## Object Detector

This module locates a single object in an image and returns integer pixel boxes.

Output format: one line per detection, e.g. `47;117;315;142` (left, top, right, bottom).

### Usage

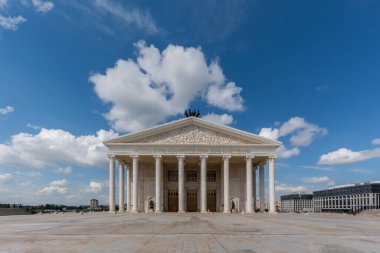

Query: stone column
154;155;162;213
259;161;265;212
223;155;231;213
245;156;254;213
253;165;257;212
126;164;131;212
177;155;185;213
108;155;116;213
131;155;139;213
269;156;276;213
118;160;125;212
200;155;208;213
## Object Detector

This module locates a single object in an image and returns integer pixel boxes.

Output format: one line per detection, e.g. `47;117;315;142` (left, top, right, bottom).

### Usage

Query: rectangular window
187;170;197;182
168;170;178;181
207;189;216;197
207;171;216;182
187;189;197;197
168;189;178;197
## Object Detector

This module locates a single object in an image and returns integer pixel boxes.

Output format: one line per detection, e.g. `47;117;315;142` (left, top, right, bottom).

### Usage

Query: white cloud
0;173;12;181
31;0;54;13
202;113;233;126
53;166;73;174
275;183;308;193
319;147;380;165
258;127;279;140
302;176;335;186
39;185;67;194
27;123;41;130
85;181;102;193
276;145;300;159
372;138;380;145
90;41;243;132
50;179;68;186
206;82;244;111
0;15;26;30
0;128;118;169
279;117;327;147
0;105;14;115
259;117;327;159
94;0;157;33
300;165;333;171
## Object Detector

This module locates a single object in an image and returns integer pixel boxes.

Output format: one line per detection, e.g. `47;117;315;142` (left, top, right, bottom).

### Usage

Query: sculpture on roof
184;108;200;117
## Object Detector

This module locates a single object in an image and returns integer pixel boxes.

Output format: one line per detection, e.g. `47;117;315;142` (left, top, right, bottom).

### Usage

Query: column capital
245;155;255;161
108;154;116;159
130;155;139;159
200;155;208;160
222;155;231;160
153;155;162;159
269;155;277;160
176;155;185;160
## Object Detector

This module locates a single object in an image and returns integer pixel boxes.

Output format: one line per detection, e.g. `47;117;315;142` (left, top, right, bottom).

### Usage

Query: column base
245;210;254;214
178;210;186;213
131;210;139;213
155;210;162;213
118;210;125;213
223;210;230;214
109;210;116;214
201;210;207;213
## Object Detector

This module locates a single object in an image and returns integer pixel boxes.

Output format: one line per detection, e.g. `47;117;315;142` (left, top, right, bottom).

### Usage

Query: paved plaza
0;212;379;253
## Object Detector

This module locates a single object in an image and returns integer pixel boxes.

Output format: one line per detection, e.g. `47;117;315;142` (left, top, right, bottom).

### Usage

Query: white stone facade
103;117;281;213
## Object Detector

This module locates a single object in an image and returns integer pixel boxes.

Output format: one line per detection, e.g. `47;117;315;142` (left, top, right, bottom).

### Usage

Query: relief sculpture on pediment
133;125;253;145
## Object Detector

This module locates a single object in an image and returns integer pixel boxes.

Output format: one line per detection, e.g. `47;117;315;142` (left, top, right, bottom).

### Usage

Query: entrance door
187;189;197;212
168;189;178;212
207;189;216;212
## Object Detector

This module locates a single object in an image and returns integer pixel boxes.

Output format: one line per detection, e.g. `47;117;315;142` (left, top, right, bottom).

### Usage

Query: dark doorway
168;189;178;212
187;189;197;212
207;189;216;212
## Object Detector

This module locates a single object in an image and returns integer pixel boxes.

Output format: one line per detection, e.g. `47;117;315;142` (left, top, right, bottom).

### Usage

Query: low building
313;181;380;213
280;194;313;212
90;199;99;211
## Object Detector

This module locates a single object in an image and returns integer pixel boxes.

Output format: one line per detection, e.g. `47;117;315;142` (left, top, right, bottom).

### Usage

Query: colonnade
108;155;277;213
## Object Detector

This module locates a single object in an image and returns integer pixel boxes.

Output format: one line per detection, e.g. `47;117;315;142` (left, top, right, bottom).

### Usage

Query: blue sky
0;0;380;205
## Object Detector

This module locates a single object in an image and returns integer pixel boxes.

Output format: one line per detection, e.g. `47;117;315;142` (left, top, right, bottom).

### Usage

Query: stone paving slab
0;212;379;253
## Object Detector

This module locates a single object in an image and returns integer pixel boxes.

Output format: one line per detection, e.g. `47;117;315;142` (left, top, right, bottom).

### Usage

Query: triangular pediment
104;117;281;146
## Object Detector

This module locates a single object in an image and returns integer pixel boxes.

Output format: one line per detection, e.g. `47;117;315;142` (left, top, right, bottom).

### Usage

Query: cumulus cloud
84;181;102;193
50;179;68;186
275;183;308;193
206;82;244;111
0;128;118;169
302;176;335;186
94;0;157;33
372;138;380;145
276;145;300;159
0;105;14;115
319;147;380;165
39;185;67;194
31;0;54;13
53;166;73;174
259;117;327;159
39;179;68;194
0;15;26;30
202;113;233;126
90;41;244;132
